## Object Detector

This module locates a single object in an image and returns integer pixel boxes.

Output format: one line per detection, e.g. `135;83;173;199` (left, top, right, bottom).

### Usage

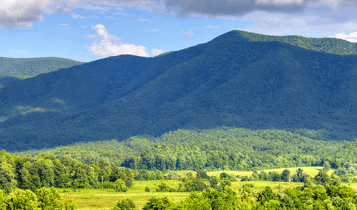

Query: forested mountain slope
0;57;84;76
1;30;357;151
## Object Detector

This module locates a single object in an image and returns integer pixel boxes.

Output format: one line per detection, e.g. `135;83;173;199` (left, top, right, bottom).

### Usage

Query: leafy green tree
142;196;174;210
323;161;331;172
209;176;219;190
314;171;330;186
4;189;38;210
281;169;290;182
113;198;136;210
36;187;62;210
0;190;7;209
0;165;17;194
256;186;279;205
114;179;128;192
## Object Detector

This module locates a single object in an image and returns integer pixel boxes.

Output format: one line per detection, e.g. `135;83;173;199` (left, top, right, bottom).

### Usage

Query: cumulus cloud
327;32;357;43
0;0;49;28
240;3;357;36
183;30;193;37
2;0;357;38
151;48;163;56
87;24;149;58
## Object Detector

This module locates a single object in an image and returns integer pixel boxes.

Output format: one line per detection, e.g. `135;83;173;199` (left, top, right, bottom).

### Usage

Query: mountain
0;57;85;76
1;30;357;151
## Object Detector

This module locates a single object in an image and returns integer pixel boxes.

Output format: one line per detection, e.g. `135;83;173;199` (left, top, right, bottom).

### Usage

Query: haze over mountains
1;30;357;151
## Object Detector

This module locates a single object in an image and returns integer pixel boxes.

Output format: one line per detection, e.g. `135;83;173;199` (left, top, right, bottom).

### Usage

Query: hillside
1;30;357;151
0;57;85;76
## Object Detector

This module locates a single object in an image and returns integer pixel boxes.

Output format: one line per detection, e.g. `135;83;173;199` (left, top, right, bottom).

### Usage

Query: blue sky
1;0;357;62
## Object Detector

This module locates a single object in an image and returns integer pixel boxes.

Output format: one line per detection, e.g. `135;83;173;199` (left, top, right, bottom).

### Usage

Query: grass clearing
206;166;334;177
60;180;189;210
61;167;334;209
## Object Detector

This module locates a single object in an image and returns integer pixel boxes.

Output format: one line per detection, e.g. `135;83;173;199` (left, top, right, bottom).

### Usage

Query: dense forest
1;31;357;150
17;128;357;171
0;57;84;76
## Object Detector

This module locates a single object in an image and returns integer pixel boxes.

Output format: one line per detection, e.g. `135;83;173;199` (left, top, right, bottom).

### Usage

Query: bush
114;179;128;192
113;198;136;210
145;186;150;192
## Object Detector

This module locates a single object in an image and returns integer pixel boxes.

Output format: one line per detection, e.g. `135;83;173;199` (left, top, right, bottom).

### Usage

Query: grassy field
60;180;305;210
59;167;333;209
169;167;333;178
60;180;189;210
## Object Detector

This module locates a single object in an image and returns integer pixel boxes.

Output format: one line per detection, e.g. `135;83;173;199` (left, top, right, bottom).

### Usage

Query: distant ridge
211;30;357;55
1;30;357;151
0;57;85;76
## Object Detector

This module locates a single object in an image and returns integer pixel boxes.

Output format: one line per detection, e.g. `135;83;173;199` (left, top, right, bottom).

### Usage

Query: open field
60;180;190;210
60;180;305;209
61;167;334;209
168;167;334;178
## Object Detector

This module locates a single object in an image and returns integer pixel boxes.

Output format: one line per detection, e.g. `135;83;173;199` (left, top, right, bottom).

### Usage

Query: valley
1;30;357;209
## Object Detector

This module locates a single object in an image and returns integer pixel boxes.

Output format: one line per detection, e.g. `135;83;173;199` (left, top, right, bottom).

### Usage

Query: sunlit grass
60;180;189;210
206;166;334;177
61;167;330;209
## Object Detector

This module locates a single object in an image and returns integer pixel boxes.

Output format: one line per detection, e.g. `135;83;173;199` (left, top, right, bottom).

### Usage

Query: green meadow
60;167;332;209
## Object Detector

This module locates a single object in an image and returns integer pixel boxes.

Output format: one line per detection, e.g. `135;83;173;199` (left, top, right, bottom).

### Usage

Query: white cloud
81;26;87;28
1;0;357;38
327;32;357;43
240;3;357;36
70;13;85;19
84;5;111;11
204;25;221;29
8;50;29;54
105;16;114;18
87;24;149;58
183;30;193;37
151;48;163;56
0;0;48;28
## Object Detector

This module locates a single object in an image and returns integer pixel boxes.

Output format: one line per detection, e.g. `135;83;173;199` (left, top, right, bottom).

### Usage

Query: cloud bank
328;32;357;43
1;0;357;36
87;24;149;58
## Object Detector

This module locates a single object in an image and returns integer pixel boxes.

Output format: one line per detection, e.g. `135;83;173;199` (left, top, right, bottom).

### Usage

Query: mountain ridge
1;30;357;151
0;56;85;77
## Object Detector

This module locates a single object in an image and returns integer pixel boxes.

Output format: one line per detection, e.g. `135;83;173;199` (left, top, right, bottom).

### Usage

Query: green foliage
145;186;150;192
0;165;17;194
113;198;136;210
142;196;174;210
36;187;62;210
18;128;357;172
114;179;128;192
4;188;38;210
314;171;331;186
156;183;175;192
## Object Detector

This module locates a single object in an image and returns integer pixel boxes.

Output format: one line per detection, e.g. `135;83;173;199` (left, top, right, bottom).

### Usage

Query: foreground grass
60;180;189;210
